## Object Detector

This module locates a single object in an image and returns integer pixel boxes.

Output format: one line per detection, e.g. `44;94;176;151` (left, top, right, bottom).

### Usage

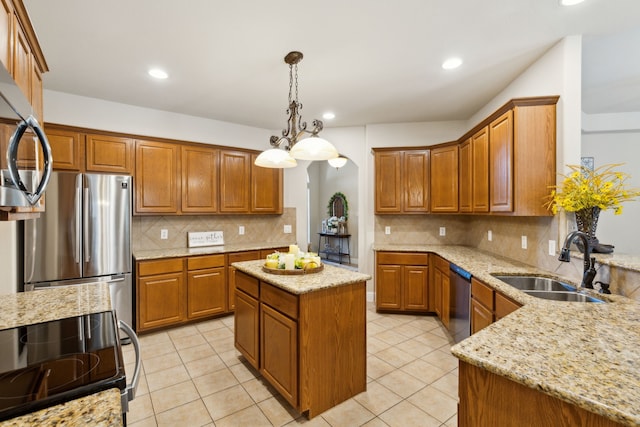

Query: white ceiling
23;0;640;130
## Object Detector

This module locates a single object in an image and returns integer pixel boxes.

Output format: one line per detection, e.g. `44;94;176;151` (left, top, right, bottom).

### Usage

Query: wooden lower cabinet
459;361;623;427
375;252;429;312
432;255;450;327
228;251;261;311
137;258;185;331
186;254;226;319
234;270;366;418
471;277;522;334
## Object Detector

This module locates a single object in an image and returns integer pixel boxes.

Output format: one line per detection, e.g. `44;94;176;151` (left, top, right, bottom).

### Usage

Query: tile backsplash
132;208;296;251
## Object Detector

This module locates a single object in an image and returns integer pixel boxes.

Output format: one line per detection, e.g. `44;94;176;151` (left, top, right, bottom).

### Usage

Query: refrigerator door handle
83;187;90;263
74;180;81;264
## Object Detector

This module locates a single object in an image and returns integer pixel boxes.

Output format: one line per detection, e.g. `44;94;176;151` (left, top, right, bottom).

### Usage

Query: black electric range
0;311;128;421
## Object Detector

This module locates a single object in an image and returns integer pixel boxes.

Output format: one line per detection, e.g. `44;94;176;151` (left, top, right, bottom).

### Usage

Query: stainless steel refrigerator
23;172;133;336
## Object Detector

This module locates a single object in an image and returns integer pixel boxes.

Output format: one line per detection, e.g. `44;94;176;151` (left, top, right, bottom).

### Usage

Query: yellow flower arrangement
545;163;640;215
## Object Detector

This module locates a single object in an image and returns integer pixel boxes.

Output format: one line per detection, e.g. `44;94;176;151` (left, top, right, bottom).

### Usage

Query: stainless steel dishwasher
449;263;472;343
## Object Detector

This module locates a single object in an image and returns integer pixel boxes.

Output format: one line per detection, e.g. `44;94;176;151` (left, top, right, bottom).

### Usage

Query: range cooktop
0;311;126;421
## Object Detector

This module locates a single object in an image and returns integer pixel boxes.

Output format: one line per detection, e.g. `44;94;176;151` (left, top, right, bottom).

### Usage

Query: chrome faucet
559;231;596;289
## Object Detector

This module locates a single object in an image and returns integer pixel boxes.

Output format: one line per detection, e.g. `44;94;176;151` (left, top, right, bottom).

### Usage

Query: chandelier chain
294;63;299;104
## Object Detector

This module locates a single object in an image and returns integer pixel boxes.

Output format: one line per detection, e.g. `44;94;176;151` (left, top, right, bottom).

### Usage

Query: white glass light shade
254;148;297;168
289;136;339;161
328;156;348;168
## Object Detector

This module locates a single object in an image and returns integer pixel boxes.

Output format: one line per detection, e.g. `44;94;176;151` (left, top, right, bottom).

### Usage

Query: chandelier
255;51;338;168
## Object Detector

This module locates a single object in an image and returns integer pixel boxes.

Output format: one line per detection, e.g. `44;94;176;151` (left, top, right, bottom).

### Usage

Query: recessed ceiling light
148;68;168;79
323;112;335;120
442;57;463;70
560;0;585;5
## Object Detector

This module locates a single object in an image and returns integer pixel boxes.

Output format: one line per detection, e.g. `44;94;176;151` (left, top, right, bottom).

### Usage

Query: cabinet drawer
377;252;428;266
261;282;298;320
433;255;449;272
138;258;183;276
229;251;261;263
187;254;225;270
495;292;521;319
471;278;494;310
235;270;259;298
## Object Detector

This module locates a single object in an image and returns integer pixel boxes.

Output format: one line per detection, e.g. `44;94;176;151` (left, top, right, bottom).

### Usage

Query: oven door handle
118;320;141;403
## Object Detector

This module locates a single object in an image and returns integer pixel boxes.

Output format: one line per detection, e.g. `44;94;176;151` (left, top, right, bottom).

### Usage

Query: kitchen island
231;260;371;418
373;244;640;426
0;284;123;426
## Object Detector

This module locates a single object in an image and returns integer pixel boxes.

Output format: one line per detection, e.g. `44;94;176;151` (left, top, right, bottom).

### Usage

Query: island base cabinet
459;361;623;427
234;290;260;369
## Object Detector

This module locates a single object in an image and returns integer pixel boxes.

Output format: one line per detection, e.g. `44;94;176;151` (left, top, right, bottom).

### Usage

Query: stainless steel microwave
0;60;52;208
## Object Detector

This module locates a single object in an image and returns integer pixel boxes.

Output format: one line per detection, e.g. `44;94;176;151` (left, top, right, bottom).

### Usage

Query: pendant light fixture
255;51;338;169
328;155;348;169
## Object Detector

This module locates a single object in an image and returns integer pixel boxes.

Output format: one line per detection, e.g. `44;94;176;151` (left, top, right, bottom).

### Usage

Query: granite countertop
0;284;123;426
232;260;371;294
373;244;640;426
134;242;294;261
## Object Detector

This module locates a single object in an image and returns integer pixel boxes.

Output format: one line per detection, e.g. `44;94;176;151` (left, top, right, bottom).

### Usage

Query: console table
318;233;351;264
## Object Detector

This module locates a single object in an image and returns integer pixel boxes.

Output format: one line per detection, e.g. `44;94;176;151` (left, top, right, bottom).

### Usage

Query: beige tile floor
124;303;458;427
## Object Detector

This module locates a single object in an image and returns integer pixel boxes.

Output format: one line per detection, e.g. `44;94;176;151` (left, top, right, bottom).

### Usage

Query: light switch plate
160;229;168;239
439;227;446;236
385;226;391;235
521;235;528;249
548;240;556;256
487;230;492;241
283;224;292;234
239;226;245;235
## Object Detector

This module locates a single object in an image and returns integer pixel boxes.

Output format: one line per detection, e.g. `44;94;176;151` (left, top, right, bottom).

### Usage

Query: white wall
0;222;18;294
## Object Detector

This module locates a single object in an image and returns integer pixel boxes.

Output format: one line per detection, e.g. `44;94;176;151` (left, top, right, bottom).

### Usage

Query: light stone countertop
0;284;123;426
133;242;294;261
373;243;640;426
232;260;371;294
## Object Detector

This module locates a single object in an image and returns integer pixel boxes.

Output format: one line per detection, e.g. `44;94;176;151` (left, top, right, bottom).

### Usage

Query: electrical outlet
548;240;556;256
385;226;391;235
488;230;493;241
160;229;168;240
521;235;527;249
439;227;446;236
283;224;292;234
239;226;245;235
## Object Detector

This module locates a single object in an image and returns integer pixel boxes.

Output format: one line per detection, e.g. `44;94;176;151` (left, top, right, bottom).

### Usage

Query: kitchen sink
522;290;605;303
492;274;606;303
491;275;577;292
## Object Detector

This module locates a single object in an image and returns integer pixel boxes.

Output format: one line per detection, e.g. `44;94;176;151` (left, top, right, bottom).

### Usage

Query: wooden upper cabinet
251;154;283;214
430;144;459;213
135;140;180;214
472;126;489;212
374;150;401;213
0;0;11;72
489;110;514;213
86;134;134;174
403;150;430;212
30;61;43;122
46;126;84;171
11;13;29;102
459;139;472;213
220;150;251;213
181;145;219;214
374;149;429;214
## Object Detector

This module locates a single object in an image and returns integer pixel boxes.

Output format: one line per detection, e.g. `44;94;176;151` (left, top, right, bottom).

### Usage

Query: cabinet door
46;127;84;171
135;140;180;214
251;153;283;214
430;145;459;212
434;267;442;318
472;127;490;212
403;150;430;212
0;0;11;73
12;14;30;101
261;303;298;407
375;264;402;310
374;151;401;213
219;150;250;213
187;267;226;319
86;134;134;174
495;292;521;320
489;110;514;212
459;139;472;213
30;62;43;123
181;145;218;213
471;298;493;334
138;272;185;331
441;269;451;328
235;289;260;369
403;266;428;311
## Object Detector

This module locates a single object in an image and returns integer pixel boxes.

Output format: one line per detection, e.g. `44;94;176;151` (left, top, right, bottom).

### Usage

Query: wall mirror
328;192;348;220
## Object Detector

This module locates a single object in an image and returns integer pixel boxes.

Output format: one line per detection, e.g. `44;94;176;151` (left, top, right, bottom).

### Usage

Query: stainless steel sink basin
492;275;577;292
491;274;606;303
523;290;605;303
